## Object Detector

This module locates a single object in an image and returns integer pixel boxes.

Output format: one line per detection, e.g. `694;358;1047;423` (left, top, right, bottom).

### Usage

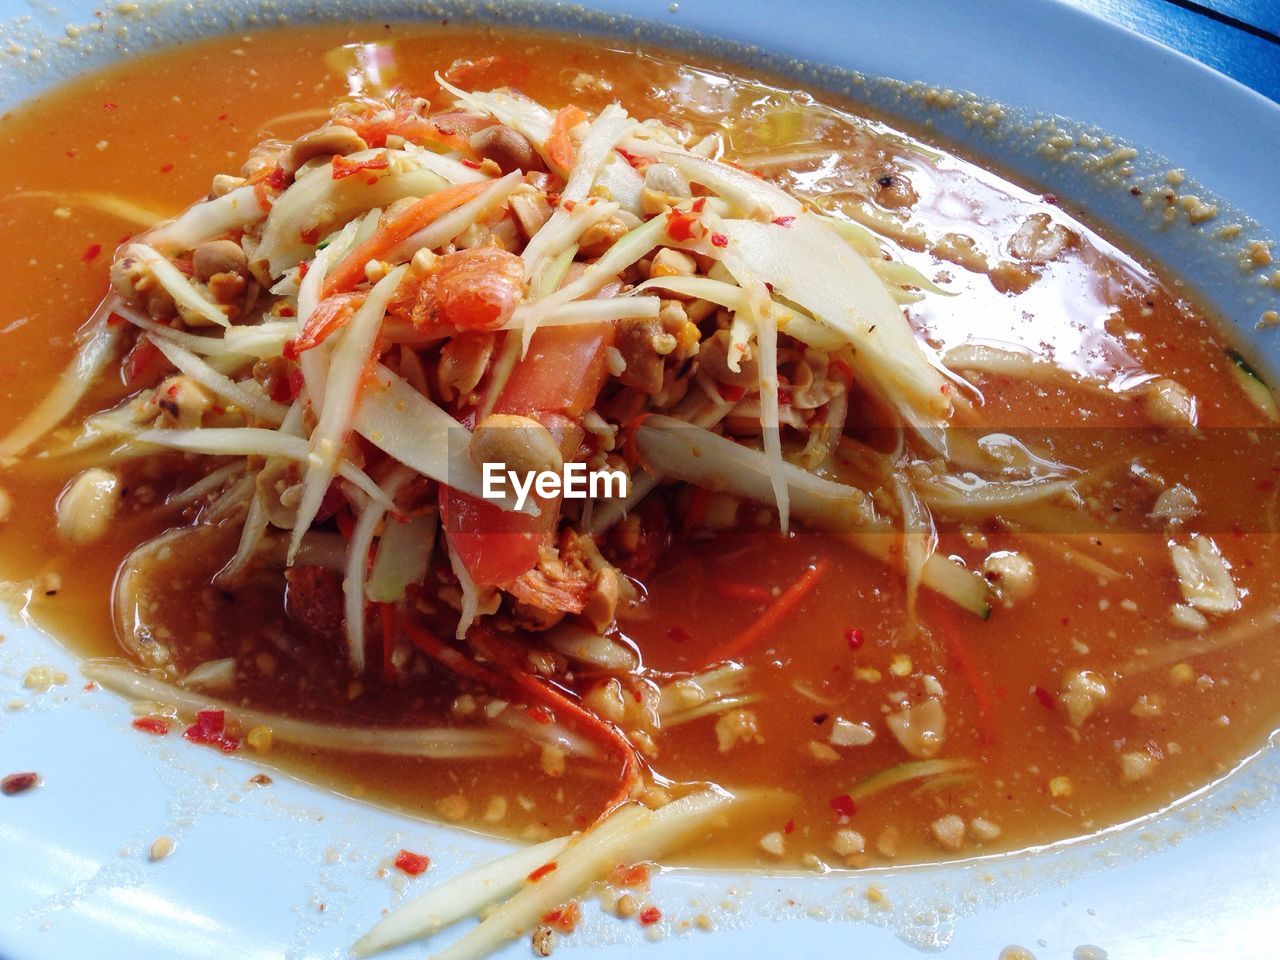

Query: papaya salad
3;44;1280;960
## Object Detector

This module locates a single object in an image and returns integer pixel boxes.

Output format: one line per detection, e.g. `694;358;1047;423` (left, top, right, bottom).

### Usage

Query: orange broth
0;24;1277;869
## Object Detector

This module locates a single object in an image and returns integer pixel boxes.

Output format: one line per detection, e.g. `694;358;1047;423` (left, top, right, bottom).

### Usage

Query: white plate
1;2;1278;958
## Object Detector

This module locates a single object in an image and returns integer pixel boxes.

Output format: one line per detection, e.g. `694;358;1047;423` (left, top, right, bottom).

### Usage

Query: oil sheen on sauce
0;25;1276;869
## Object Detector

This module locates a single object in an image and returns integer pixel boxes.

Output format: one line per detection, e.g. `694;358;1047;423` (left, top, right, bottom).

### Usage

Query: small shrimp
397;247;525;333
291;291;365;355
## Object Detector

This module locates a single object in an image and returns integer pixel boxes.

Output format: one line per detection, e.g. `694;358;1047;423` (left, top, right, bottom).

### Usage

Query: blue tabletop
1067;0;1280;102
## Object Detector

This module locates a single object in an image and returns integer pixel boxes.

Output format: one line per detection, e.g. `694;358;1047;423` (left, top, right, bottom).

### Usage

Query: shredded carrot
252;182;273;213
546;104;588;172
928;597;997;747
469;626;641;819
403;622;507;690
402;619;640;819
712;579;773;604
321;180;490;297
702;558;829;666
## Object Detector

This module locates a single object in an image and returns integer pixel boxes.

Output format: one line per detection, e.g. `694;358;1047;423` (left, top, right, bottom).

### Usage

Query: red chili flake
297;260;310;280
1032;686;1056;710
158;162;174;174
710;232;728;248
763;281;775;292
845;628;864;650
183;709;240;752
262;167;287;191
717;383;746;403
299;225;324;245
666;625;691;643
132;717;170;736
2;772;39;796
665;208;700;242
611;863;651;888
277;305;296;318
103;102;118;110
83;681;97;692
81;243;102;263
638;906;662;926
691;197;707;213
65;149;77;158
830;794;857;819
1042;193;1059;205
459;158;482;169
783;818;795;834
217;112;229;121
528;861;558;882
332;153;391;181
282;339;300;361
541;902;581;933
771;216;796;227
394;850;430;876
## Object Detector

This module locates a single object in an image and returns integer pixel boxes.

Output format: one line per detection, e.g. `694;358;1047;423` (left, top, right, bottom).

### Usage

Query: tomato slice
439;486;555;588
441;323;616;587
495;323;614;420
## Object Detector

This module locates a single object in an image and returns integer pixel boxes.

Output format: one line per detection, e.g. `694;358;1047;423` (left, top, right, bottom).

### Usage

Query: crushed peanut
758;831;786;857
